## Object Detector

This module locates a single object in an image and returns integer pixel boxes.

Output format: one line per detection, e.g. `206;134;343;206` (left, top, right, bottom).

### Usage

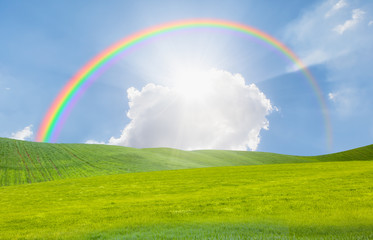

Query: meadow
1;161;372;239
0;138;372;239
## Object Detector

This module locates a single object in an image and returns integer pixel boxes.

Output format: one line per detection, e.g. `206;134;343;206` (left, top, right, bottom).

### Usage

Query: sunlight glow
173;68;214;102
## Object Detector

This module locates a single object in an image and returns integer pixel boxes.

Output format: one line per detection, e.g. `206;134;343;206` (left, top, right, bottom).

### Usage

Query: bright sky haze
1;0;372;155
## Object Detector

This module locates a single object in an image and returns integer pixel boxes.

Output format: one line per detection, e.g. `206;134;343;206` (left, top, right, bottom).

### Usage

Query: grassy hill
307;144;373;162
0;161;372;239
0;137;308;186
0;137;372;239
1;137;372;186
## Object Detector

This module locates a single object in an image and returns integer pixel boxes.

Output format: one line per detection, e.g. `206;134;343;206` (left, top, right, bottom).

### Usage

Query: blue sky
1;0;372;155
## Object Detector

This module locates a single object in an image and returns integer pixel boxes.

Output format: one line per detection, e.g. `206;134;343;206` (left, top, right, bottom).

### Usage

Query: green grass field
1;161;372;239
0;138;372;239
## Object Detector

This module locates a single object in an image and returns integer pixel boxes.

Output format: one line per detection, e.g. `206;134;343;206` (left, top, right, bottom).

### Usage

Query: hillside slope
308;144;373;162
0;137;311;186
1;137;372;186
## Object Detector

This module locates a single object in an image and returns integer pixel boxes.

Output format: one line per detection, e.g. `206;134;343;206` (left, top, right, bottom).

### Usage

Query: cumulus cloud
109;69;274;151
11;125;33;141
325;0;347;18
333;9;365;34
85;139;105;144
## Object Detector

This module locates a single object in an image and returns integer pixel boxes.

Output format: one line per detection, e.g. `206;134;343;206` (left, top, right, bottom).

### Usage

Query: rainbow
36;19;332;149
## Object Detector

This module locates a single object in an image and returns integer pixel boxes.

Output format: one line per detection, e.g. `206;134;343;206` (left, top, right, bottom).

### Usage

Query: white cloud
284;1;372;70
333;9;365;34
328;88;359;115
369;20;373;26
85;139;105;144
328;92;336;101
287;50;329;72
325;0;347;18
11;125;33;141
109;69;274;151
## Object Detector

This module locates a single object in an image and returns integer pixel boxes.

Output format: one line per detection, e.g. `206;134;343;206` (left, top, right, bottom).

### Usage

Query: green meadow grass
1;137;372;186
1;138;372;239
0;161;372;239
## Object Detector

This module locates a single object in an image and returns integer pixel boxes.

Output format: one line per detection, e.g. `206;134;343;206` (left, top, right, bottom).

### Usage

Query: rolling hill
1;137;372;186
0;137;372;239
